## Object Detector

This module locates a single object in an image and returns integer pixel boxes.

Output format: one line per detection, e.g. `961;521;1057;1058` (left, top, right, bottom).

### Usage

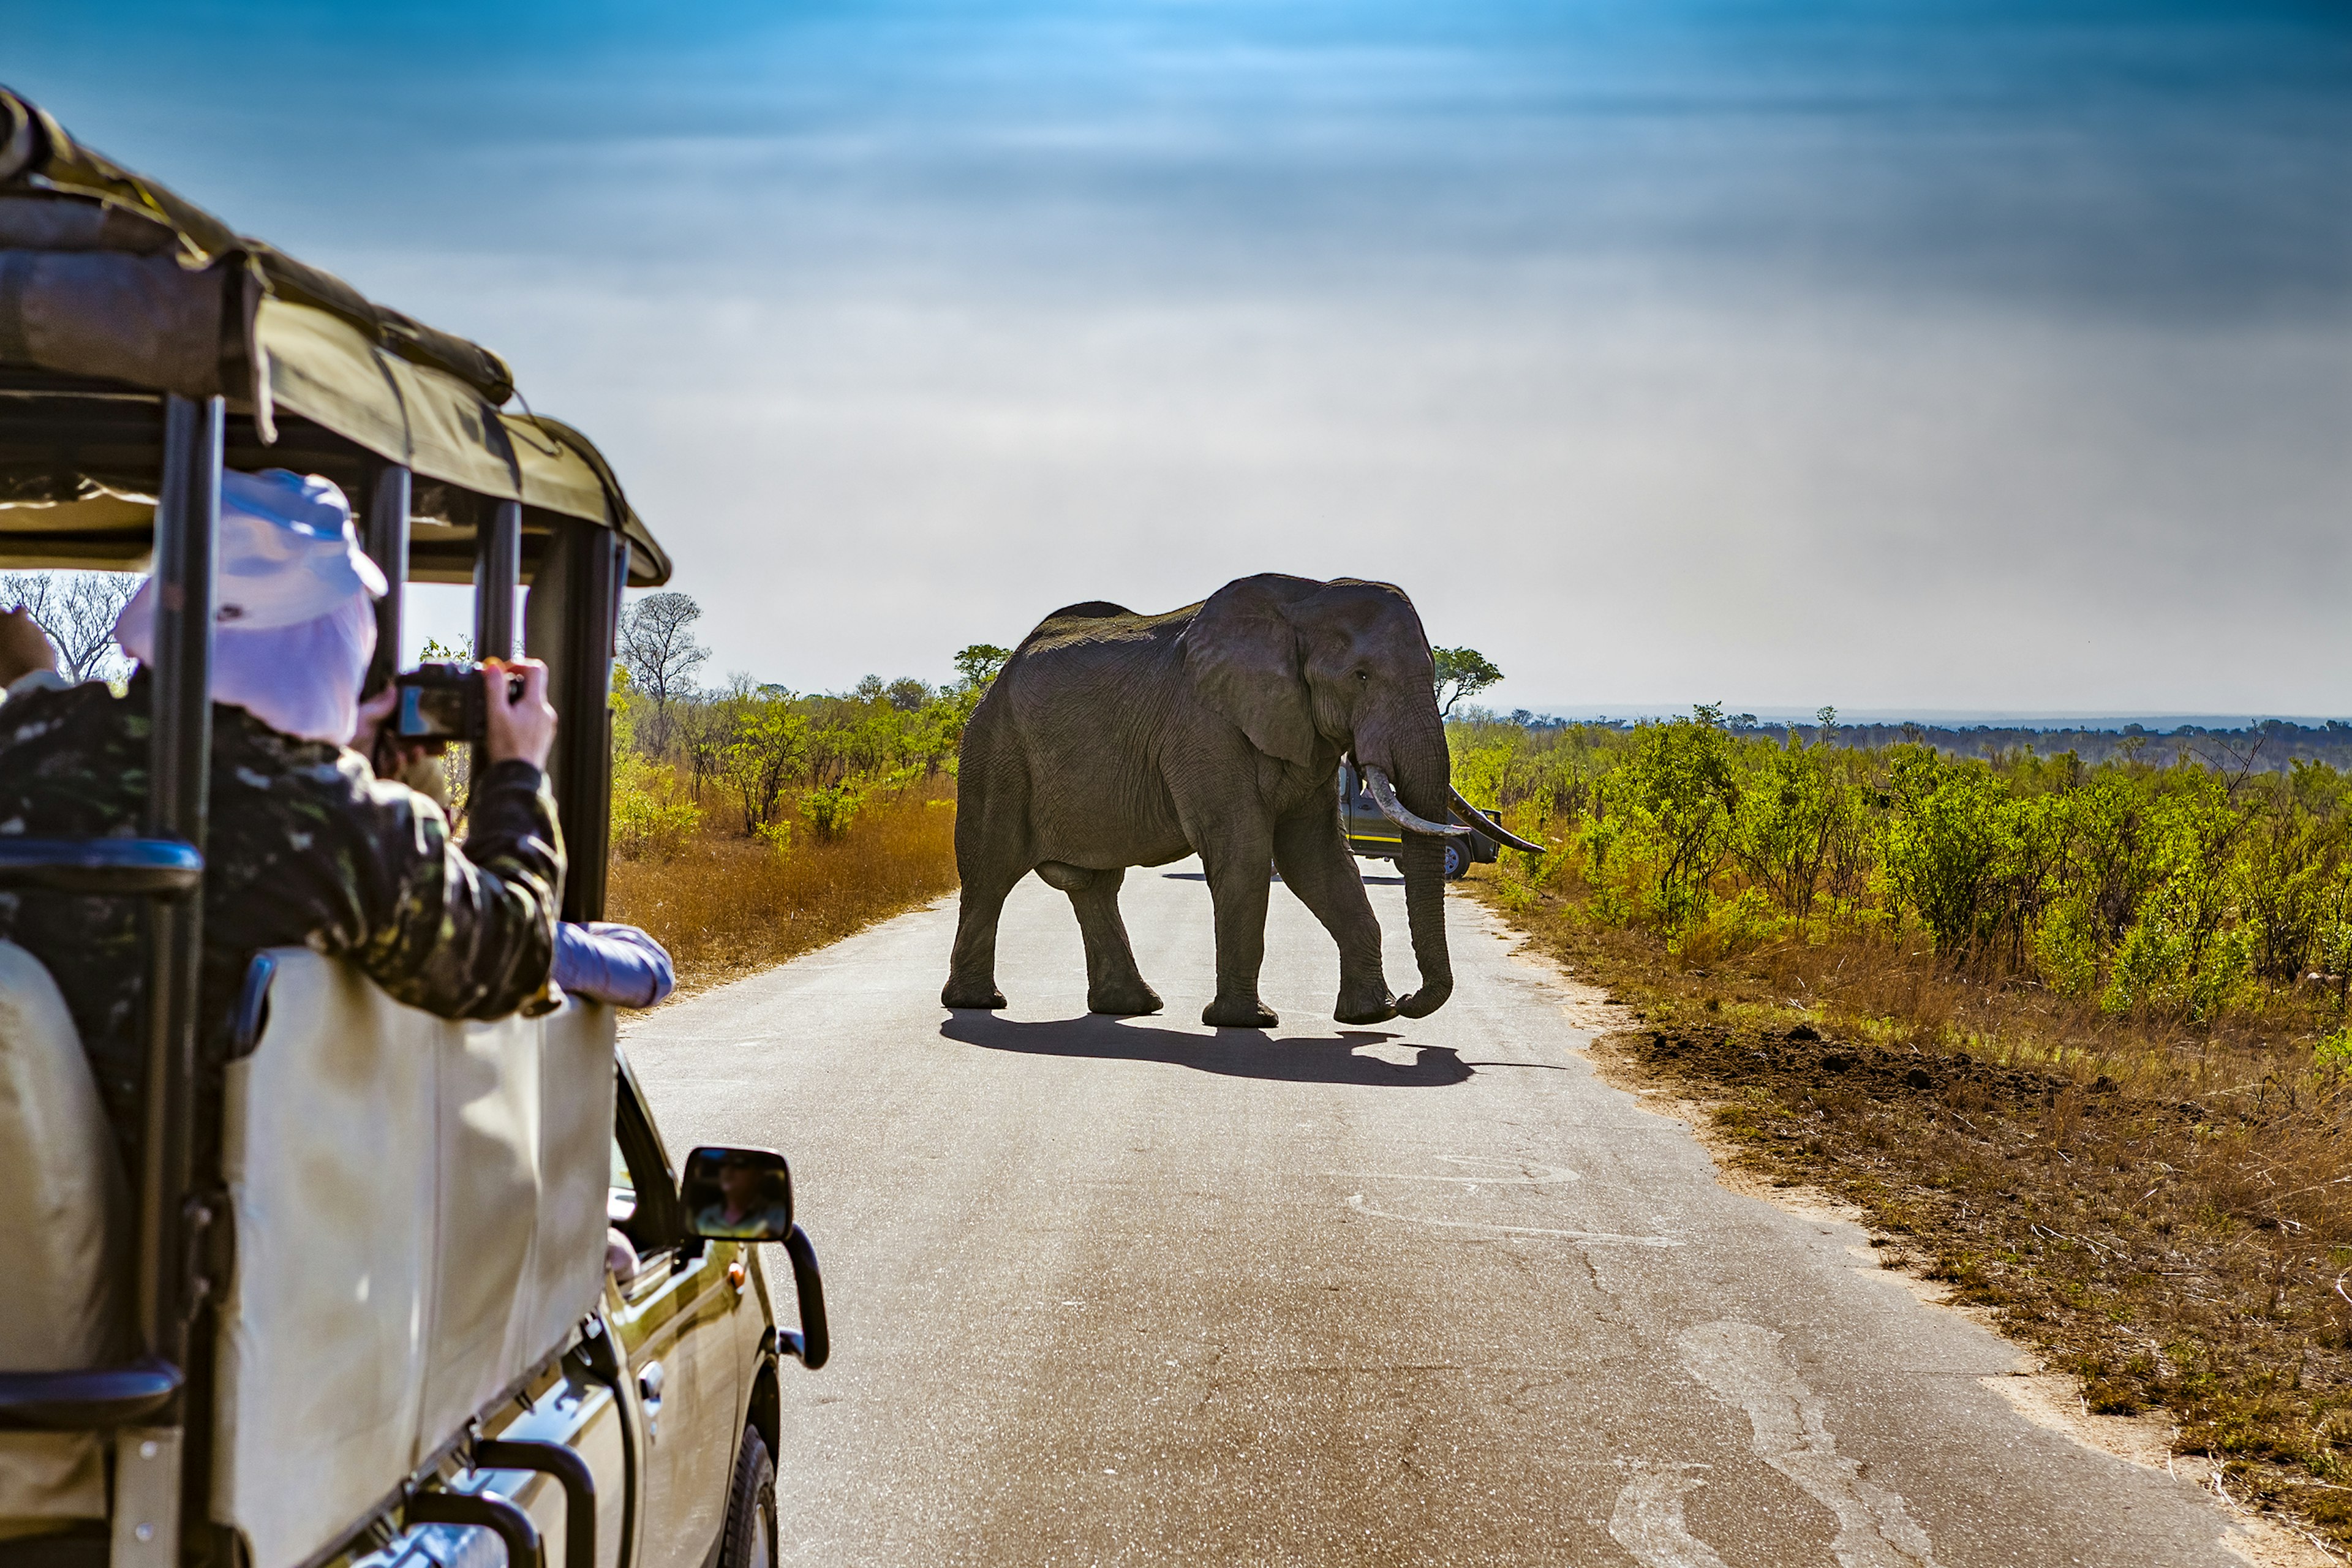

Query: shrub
601;637;979;988
2315;1027;2352;1075
1729;733;1851;933
1610;704;1738;935
1450;707;2352;1031
611;752;701;861
2032;898;2101;1000
802;781;865;840
718;692;810;835
609;674;699;860
608;780;957;992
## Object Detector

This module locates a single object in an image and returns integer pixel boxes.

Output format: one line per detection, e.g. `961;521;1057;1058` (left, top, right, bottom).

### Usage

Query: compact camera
393;660;522;744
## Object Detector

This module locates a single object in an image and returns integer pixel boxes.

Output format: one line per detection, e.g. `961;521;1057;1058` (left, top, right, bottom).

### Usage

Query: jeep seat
0;940;131;1529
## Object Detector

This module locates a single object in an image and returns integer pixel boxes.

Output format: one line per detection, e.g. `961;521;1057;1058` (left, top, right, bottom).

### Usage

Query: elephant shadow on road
1159;871;1408;886
938;1011;1472;1087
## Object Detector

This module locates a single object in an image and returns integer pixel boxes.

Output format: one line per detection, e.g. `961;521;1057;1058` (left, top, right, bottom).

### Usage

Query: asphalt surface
624;859;2265;1566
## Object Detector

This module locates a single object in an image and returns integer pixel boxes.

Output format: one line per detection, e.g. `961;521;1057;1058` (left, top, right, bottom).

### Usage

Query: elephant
941;573;1541;1029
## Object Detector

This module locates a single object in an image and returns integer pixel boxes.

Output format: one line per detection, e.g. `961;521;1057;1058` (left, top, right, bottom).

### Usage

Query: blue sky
10;1;2350;712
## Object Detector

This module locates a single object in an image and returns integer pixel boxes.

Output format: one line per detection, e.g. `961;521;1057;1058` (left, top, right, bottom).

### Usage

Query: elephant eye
1355;670;1370;682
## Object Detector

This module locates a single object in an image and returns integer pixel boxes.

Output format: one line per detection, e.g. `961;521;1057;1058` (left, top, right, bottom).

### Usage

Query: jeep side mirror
680;1145;794;1242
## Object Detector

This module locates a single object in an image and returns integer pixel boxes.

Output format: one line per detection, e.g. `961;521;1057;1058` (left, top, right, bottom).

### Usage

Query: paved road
624;860;2266;1566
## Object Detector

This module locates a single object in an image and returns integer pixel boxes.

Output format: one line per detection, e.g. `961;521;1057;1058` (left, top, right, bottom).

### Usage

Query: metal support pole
474;499;521;662
523;524;626;919
365;462;412;687
472;499;524;796
127;393;221;1568
138;393;218;1357
473;1439;595;1568
407;1489;543;1568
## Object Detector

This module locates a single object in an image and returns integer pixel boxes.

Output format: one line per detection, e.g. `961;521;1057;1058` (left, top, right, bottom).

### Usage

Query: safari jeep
0;88;825;1568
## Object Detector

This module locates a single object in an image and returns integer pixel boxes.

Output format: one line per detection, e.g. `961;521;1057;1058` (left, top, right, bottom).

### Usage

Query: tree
1431;646;1502;718
708;676;808;835
884;677;932;712
1614;703;1739;932
672;695;732;800
1;570;140;683
954;644;1011;691
618;592;709;750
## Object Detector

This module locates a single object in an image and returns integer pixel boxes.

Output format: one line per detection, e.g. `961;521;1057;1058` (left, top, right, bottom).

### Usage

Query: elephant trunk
1381;754;1456;1019
1394;835;1453;1018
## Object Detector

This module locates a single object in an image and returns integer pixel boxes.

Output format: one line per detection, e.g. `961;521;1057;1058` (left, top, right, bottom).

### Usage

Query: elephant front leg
1197;833;1280;1029
1272;808;1395;1025
1049;864;1163;1015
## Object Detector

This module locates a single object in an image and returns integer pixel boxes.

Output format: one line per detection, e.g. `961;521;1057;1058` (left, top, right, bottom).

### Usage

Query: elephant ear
1181;575;1320;767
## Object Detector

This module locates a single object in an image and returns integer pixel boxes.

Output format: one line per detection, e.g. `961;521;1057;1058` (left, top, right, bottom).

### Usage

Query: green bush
1729;733;1853;933
2033;899;2101;1000
1449;706;2352;1028
611;756;700;861
1611;704;1738;936
802;781;865;841
2314;1027;2352;1075
608;676;699;859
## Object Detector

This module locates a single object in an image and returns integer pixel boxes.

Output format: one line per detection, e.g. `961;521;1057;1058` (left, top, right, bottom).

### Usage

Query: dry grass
609;779;960;995
1474;870;2352;1550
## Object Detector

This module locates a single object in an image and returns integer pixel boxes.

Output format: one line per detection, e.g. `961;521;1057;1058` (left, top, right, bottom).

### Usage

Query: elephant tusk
1362;766;1464;838
1447;786;1547;854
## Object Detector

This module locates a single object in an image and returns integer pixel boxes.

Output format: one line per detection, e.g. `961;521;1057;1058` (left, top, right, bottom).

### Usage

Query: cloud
13;0;2350;709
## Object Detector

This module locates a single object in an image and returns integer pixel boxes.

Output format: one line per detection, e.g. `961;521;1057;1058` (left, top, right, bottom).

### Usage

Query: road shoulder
1474;897;2339;1568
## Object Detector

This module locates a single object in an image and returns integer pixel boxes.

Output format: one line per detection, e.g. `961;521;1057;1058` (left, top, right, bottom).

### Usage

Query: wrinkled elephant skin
942;575;1459;1029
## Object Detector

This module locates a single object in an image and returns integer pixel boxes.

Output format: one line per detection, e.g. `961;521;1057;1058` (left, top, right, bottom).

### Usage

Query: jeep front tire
718;1425;777;1568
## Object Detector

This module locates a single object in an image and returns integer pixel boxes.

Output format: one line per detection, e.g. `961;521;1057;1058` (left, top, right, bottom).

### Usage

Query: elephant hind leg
1065;867;1162;1016
943;869;1019;1009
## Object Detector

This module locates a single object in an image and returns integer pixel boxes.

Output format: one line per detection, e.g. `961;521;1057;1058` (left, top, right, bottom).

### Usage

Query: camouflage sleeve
331;759;567;1019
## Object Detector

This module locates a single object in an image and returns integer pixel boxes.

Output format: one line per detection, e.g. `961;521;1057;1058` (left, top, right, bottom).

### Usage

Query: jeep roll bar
0;85;669;1568
0;398;219;1491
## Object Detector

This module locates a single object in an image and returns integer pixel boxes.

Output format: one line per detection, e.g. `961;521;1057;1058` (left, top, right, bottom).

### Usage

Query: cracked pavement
623;858;2263;1565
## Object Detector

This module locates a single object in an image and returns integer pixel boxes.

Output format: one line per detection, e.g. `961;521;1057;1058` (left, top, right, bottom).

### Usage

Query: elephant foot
1089;981;1163;1017
1334;989;1399;1026
1202;995;1279;1030
941;980;1007;1010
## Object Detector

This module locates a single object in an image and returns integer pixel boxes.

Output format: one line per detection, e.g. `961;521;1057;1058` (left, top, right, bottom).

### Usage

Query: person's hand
484;657;557;770
0;608;59;687
354;682;399;760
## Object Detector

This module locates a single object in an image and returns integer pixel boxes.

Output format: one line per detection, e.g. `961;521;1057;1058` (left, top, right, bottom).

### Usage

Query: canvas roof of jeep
0;86;670;585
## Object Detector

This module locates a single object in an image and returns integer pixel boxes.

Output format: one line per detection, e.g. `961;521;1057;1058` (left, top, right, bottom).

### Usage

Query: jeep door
608;1069;743;1568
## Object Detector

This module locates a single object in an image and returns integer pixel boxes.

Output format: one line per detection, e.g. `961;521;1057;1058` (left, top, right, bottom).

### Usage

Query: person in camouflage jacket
0;467;564;1172
0;668;564;1170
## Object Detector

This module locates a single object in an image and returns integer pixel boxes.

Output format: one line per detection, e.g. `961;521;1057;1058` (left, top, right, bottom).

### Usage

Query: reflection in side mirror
682;1145;794;1242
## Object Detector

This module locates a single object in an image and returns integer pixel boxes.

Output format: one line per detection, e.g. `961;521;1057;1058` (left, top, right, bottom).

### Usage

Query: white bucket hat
114;469;390;745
